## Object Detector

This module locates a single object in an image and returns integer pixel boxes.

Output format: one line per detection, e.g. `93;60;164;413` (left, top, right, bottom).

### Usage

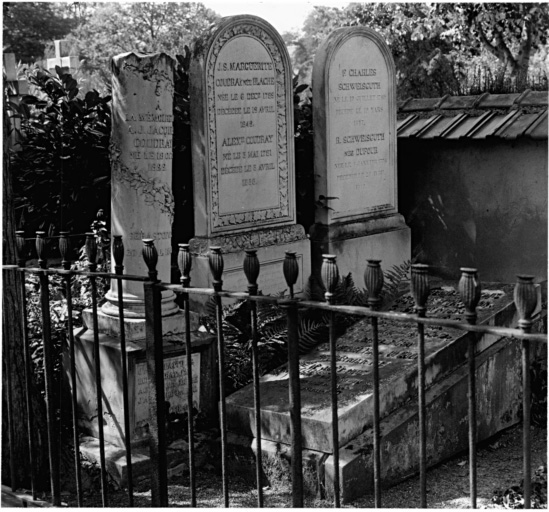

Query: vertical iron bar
36;233;61;506
459;267;481;509
417;317;427;508
321;254;340;507
209;247;229;507
371;316;381;508
285;299;303;507
410;263;430;509
18;269;38;499
283;252;303;506
215;292;229;507
364;260;384;508
89;272;108;506
184;292;197;507
514;275;537;510
142;238;169;506
179;242;196;507
144;281;169;506
329;308;340;507
59;232;83;507
243;249;263;507
113;236;133;506
250;297;263;507
64;273;83;506
522;339;531;509
2;268;17;491
16;232;37;499
85;232;108;506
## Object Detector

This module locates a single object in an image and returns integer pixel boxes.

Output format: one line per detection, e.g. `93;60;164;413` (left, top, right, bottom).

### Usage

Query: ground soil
50;423;546;508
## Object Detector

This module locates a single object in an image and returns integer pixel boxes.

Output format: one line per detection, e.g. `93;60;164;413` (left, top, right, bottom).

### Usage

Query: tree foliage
65;2;221;91
2;2;78;62
288;2;549;98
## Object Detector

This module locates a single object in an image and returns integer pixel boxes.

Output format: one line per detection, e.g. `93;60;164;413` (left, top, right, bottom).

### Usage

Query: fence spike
178;244;192;287
59;232;71;270
514;275;537;331
321;254;339;303
85;233;97;272
243;249;260;294
142;239;158;281
283;251;299;298
208;247;224;292
113;235;124;275
411;264;430;315
364;259;384;309
36;231;47;269
15;231;26;267
458;268;481;324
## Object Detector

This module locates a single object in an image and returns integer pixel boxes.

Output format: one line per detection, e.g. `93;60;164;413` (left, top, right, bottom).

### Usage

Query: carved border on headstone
110;142;175;221
121;57;174;97
189;224;306;255
206;23;290;230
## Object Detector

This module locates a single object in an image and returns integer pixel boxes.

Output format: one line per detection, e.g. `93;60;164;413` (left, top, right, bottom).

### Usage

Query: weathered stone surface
189;16;310;295
103;52;177;318
70;328;216;447
311;27;410;279
226;290;537;500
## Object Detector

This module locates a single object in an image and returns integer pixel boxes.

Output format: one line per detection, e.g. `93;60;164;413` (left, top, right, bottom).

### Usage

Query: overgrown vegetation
9;66;111;237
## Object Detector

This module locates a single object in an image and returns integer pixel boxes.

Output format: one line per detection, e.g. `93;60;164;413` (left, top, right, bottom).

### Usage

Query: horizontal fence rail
2;232;547;508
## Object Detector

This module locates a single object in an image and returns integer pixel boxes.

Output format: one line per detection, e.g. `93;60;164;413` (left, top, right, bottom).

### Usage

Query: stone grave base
188;225;311;299
82;308;200;342
79;436;190;488
310;213;411;280
68;329;216;448
226;290;543;502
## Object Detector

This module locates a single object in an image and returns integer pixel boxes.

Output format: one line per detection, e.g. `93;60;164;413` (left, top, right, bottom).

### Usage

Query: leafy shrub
9;66;111;236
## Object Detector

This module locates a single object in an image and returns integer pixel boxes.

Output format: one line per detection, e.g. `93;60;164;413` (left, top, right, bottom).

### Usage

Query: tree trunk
2;100;49;489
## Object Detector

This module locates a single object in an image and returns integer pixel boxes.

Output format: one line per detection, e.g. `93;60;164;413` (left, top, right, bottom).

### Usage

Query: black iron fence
2;232;547;508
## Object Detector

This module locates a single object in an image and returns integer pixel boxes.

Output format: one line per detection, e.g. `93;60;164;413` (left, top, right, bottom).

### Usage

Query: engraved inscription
135;353;200;426
328;36;395;219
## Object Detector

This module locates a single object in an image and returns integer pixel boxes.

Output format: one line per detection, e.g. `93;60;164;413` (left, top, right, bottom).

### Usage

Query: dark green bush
9;66;111;236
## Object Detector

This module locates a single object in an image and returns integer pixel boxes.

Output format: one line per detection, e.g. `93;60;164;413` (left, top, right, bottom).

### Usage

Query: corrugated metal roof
397;91;548;140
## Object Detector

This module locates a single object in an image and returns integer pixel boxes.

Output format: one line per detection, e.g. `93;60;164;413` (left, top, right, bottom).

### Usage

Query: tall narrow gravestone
311;28;410;278
189;16;310;294
73;53;216;450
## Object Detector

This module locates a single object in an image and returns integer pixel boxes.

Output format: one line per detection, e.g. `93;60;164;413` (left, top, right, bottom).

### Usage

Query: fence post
514;275;537;510
321;254;340;507
459;268;481;509
177;243;196;507
282;251;303;507
143;239;168;506
411;263;430;508
15;232;38;499
364;259;384;508
243;249;264;507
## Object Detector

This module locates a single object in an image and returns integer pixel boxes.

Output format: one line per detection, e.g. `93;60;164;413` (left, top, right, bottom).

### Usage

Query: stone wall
398;137;547;283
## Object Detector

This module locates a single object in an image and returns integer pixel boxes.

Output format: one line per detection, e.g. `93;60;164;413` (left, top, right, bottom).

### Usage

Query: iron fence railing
2;232;547;508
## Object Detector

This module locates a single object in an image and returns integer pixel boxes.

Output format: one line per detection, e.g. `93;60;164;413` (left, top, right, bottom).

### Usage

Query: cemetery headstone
189;15;311;294
40;39;79;75
73;53;215;449
311;27;410;278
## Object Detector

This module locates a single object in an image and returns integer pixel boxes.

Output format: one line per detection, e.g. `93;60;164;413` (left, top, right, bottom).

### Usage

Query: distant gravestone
189;16;310;294
311;27;410;277
41;40;79;75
